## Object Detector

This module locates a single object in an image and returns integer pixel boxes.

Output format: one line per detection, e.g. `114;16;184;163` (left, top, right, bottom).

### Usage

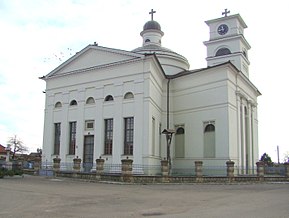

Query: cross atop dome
149;9;156;20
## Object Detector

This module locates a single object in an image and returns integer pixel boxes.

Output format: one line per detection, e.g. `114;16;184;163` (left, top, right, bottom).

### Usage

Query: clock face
217;24;229;35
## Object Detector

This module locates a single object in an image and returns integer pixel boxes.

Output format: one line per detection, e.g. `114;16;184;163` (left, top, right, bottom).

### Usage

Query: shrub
0;170;4;178
7;170;15;177
14;169;24;176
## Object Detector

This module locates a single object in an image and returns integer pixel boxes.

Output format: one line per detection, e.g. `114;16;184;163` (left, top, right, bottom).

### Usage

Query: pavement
0;175;288;218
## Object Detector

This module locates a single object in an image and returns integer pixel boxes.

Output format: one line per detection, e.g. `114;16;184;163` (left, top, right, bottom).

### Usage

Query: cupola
140;9;164;47
133;9;190;75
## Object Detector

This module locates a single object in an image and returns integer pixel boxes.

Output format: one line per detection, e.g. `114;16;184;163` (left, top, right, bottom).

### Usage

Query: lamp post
162;129;175;174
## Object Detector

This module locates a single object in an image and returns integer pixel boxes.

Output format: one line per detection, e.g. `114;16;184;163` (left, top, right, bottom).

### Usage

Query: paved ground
0;175;288;218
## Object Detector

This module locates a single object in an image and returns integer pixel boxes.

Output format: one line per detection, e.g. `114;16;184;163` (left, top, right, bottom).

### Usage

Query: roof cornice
43;44;144;79
42;57;144;80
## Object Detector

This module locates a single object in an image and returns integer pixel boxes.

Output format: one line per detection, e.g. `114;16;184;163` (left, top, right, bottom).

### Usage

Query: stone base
196;177;203;183
122;175;134;183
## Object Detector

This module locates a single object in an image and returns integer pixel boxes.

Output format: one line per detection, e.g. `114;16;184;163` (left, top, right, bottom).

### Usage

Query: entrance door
83;135;94;172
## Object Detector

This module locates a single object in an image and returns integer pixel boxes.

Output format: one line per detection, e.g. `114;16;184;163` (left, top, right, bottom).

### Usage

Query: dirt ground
0;175;288;218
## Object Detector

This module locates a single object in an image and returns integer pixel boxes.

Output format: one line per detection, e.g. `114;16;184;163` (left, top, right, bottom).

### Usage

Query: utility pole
277;145;280;164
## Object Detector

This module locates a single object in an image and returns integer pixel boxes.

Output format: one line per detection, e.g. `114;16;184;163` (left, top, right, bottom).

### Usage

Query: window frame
104;119;113;155
104;95;114;102
124;117;134;155
54;123;61;155
86;97;95;104
124;92;134;100
70;100;78;106
69;121;76;155
85;120;94;131
54;102;62;108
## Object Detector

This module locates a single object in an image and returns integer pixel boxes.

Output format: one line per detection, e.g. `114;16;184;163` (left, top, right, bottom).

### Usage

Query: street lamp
162;129;175;174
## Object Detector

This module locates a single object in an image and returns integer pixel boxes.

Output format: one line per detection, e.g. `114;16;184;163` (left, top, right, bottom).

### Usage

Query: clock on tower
217;24;229;35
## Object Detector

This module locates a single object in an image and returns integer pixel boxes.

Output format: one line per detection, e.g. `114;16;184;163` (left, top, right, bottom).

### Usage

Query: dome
135;13;190;75
132;44;190;75
132;44;188;64
143;20;161;31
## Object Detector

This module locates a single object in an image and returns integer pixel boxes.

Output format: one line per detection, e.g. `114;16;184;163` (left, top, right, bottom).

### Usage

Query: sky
0;0;288;162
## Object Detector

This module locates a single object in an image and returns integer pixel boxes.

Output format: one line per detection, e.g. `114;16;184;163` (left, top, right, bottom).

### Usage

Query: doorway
83;135;94;172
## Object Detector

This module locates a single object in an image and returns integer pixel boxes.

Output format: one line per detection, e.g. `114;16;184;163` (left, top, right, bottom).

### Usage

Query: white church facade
41;10;260;174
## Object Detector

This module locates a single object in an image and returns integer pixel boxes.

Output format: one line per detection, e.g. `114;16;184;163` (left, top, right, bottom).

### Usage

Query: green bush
0;168;8;177
0;168;23;178
14;169;24;176
7;170;15;177
0;170;4;178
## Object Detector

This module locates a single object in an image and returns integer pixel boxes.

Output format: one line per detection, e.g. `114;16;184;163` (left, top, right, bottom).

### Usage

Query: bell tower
204;10;251;77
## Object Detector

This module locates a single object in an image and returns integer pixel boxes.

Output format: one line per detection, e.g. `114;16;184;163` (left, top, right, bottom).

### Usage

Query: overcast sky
0;0;288;162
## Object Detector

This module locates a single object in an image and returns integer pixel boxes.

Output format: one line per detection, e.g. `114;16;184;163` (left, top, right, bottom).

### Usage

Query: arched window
104;95;114;101
55;102;62;108
124;92;134;99
70;100;77;106
176;127;185;134
204;124;215;158
145;39;150;42
86;97;95;104
204;124;215;132
175;127;185;158
216;48;231;56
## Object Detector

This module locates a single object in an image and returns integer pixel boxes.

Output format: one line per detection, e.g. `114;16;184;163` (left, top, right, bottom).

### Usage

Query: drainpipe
167;79;170;130
166;79;171;170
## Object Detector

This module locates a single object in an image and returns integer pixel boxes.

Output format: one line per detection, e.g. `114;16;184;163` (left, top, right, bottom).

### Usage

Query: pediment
46;45;143;78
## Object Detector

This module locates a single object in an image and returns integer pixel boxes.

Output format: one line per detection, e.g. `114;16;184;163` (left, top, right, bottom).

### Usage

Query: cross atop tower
222;9;230;17
149;9;156;20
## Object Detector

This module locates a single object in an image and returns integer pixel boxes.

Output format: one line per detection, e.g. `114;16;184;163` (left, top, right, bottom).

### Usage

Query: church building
41;10;260;174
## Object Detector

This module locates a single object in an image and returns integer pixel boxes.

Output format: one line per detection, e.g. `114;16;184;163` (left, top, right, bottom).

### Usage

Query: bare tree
7;135;28;159
283;151;289;163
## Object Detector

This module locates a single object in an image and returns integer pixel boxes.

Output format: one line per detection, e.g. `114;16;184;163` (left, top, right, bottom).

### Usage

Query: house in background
0;144;8;160
41;10;260;174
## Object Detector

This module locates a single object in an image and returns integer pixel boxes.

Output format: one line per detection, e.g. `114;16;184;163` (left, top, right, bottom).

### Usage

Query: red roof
0;144;6;153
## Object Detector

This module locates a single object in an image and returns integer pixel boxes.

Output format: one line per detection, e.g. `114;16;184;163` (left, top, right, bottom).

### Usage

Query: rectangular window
54;123;61;155
124;117;134;155
104;119;113;155
85;120;94;130
69;121;77;155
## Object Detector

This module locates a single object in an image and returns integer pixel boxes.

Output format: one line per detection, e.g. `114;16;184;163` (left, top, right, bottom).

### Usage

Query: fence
2;158;289;183
38;160;288;177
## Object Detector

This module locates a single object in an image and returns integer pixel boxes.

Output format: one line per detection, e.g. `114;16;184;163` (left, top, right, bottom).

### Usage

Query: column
76;90;85;164
195;161;203;182
256;161;264;181
53;156;61;176
247;102;253;173
113;95;123;165
60;92;69;167
236;93;242;173
226;160;235;181
73;157;81;172
241;98;247;173
251;103;258;173
42;93;54;163
132;77;145;166
121;158;133;182
134;92;145;165
94;86;104;162
96;157;105;176
161;159;169;176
